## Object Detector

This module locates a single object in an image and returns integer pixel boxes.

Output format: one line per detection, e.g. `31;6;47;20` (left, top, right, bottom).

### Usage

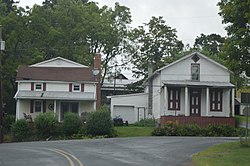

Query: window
210;89;223;112
34;100;43;112
35;83;42;91
73;84;80;92
168;88;181;110
191;64;200;81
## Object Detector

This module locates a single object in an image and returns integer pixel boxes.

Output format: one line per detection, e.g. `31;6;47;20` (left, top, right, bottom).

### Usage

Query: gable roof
30;57;88;68
156;52;231;74
143;52;232;85
16;65;97;82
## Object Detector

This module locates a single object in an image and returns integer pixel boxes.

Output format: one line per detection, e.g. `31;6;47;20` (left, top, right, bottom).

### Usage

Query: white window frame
73;84;80;92
34;100;43;113
35;83;43;91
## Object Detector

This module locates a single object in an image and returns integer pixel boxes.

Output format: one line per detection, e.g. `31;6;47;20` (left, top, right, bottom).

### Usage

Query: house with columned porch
109;52;236;126
14;54;101;122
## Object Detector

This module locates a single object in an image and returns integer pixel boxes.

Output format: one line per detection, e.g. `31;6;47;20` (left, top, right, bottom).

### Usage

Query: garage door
113;106;135;124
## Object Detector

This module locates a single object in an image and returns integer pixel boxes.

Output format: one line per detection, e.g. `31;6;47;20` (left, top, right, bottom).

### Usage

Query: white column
54;100;57;114
185;87;189;116
16;99;20;120
164;85;167;116
231;88;235;117
206;88;209;116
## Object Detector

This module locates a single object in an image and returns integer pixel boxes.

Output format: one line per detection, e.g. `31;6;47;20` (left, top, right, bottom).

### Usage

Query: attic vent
192;53;200;63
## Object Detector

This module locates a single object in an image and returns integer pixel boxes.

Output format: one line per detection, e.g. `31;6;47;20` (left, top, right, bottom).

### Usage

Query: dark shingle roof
16;65;97;82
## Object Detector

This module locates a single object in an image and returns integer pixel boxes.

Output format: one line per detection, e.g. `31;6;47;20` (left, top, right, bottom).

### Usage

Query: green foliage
62;112;83;136
176;124;203;136
11;119;31;141
34;112;60;139
218;0;250;77
133;118;156;127
152;124;240;137
3;114;15;134
206;125;238;137
193;33;225;56
129;16;184;78
86;107;114;136
151;127;166;136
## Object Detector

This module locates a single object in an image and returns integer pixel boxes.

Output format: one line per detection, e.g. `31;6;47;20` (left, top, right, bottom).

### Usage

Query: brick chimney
94;53;101;70
93;53;101;109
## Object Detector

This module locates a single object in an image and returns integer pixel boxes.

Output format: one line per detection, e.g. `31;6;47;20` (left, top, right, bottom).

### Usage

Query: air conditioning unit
0;40;5;51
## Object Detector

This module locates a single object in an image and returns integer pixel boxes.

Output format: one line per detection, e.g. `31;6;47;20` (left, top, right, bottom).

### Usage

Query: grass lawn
114;126;154;137
192;142;250;166
236;115;250;124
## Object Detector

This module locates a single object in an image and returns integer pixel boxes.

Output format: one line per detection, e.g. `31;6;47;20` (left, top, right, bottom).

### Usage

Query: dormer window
73;84;80;92
35;83;43;91
191;64;200;81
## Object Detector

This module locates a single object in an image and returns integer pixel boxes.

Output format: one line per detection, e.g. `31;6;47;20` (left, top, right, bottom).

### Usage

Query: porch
160;115;236;127
161;80;235;117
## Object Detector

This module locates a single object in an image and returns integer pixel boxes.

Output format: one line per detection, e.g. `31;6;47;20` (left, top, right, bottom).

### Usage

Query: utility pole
0;25;5;143
148;62;153;116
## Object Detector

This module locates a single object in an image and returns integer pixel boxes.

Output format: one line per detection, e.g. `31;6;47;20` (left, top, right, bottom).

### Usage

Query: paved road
0;137;237;166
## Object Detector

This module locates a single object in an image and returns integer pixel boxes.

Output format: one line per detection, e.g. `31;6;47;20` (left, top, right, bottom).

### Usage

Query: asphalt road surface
0;137;237;166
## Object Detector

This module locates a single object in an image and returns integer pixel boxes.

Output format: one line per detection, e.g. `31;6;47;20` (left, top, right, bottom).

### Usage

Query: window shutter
69;83;72;92
43;100;46;113
43;83;46;91
31;82;34;91
81;84;84;92
30;100;34;113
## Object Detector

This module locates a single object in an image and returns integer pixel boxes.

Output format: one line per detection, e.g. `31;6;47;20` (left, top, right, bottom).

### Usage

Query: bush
152;123;240;137
62;112;83;136
152;127;166;136
3;114;16;134
134;118;156;127
206;125;238;137
34;112;59;139
86;106;114;136
176;124;202;136
11;119;31;142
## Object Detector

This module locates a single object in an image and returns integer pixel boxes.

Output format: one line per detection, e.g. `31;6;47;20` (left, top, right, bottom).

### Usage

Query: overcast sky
18;0;227;46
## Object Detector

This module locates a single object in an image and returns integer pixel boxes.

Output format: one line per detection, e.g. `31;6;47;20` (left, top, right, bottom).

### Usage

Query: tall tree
129;16;183;78
218;0;250;76
194;33;225;56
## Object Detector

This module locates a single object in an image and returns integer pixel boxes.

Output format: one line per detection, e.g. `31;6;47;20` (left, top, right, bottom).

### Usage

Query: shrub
176;124;202;136
34;112;59;139
152;127;166;136
11;119;31;142
62;112;83;136
206;125;238;137
86;106;114;136
134;118;156;127
3;114;16;134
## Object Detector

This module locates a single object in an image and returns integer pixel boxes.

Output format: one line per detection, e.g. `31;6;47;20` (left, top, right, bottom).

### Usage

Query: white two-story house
109;52;236;126
14;54;101;122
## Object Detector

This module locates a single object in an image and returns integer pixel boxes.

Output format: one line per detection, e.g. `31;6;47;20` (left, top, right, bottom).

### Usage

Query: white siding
110;93;148;123
19;82;31;91
161;55;230;82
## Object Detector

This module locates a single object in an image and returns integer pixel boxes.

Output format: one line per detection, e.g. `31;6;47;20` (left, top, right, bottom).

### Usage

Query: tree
129;16;183;78
218;0;250;76
193;33;225;56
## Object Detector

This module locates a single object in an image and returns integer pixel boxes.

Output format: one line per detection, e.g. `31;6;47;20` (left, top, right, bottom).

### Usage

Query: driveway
0;137;237;166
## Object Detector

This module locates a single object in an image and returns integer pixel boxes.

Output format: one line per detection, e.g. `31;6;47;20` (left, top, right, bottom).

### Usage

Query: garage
113;105;136;124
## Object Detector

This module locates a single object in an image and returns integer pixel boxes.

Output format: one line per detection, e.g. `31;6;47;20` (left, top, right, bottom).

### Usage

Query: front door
190;88;201;116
